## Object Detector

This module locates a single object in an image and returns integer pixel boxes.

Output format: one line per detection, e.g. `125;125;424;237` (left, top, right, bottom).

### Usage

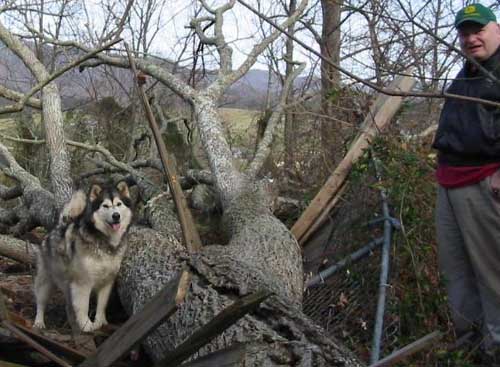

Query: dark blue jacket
432;47;500;166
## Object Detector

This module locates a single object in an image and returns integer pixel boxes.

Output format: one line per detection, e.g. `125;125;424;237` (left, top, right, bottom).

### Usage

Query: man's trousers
437;177;500;347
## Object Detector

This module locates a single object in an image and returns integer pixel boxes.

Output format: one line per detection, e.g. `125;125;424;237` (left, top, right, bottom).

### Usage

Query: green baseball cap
455;3;497;28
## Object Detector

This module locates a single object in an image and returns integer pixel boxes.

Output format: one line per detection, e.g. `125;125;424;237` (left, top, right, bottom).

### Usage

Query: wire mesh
302;163;404;361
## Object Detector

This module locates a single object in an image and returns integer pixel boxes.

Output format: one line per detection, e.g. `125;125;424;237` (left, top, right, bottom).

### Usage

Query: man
432;3;500;358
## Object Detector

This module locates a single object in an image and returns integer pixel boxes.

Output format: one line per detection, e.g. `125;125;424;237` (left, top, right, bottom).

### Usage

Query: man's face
458;21;500;61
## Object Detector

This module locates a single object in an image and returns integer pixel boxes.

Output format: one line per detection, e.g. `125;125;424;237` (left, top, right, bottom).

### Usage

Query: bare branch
0;85;41;109
211;0;309;96
0;16;71;205
0;142;41;189
237;0;500;108
0;37;122;115
0;185;23;200
21;28;196;102
0;234;36;265
189;16;217;45
190;0;236;74
247;61;306;178
393;0;500;87
0;142;58;234
103;0;135;43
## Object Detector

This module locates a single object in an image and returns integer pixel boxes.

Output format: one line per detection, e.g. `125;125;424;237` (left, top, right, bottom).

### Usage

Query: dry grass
0;118;17;132
219;107;260;148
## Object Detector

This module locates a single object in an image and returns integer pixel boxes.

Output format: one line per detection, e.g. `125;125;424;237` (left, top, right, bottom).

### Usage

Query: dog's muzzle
110;212;121;231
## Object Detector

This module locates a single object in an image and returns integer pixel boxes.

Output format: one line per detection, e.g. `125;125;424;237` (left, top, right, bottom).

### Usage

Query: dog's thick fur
33;181;132;332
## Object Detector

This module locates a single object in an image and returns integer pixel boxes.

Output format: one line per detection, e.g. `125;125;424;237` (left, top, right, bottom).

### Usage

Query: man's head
455;4;500;61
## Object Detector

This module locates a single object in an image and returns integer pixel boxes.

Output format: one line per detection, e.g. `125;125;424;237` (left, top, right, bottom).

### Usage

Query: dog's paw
93;316;108;330
78;319;97;333
33;319;46;329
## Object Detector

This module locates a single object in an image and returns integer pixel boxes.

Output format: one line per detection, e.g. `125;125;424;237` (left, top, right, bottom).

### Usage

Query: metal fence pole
306;237;385;288
370;153;395;364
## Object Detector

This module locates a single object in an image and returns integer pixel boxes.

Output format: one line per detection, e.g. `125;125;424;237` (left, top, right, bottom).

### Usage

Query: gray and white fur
33;181;132;332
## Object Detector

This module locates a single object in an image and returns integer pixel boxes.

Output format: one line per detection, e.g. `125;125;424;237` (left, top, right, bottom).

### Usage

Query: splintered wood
292;75;416;246
155;290;270;367
124;44;202;254
79;271;191;367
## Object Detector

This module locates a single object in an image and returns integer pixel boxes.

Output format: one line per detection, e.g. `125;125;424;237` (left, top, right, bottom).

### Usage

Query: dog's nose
112;212;121;222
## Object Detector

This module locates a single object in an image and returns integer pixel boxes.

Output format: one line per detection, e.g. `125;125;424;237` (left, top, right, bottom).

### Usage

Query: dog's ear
89;184;102;202
116;181;130;198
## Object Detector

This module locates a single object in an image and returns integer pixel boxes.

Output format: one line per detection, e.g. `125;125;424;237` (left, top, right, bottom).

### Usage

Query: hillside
0;44;303;110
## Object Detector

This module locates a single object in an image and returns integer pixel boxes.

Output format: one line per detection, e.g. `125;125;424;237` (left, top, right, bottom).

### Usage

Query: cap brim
455;18;490;28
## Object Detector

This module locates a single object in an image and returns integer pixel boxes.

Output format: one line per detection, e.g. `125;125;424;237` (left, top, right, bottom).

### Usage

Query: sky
0;0;479;87
77;0;290;69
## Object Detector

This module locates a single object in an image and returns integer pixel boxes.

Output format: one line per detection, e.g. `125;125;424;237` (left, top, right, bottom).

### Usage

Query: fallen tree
0;1;365;365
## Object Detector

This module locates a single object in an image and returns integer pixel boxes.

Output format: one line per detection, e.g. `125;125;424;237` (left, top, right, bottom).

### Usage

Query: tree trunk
113;28;363;360
118;189;361;366
320;0;343;162
193;93;246;208
284;0;297;173
0;21;72;206
41;82;72;206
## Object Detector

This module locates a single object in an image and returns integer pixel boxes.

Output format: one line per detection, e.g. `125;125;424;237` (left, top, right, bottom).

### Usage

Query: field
0;118;17;133
219;107;260;148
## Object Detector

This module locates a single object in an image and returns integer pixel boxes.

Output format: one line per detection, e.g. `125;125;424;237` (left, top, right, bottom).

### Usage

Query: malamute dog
33;181;132;332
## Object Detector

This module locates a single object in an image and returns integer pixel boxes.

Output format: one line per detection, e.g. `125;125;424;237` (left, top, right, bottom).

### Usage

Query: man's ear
116;181;130;199
89;184;102;202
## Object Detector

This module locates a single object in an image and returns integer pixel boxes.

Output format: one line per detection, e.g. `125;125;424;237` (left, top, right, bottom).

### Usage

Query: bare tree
319;0;343;159
284;0;298;173
0;0;362;365
0;2;72;208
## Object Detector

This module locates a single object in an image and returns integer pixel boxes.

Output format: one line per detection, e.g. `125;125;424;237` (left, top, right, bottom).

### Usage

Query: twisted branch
247;61;306;178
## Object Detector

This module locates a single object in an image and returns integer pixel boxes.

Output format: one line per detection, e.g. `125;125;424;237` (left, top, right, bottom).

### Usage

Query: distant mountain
223;69;315;109
0;43;309;111
223;69;278;109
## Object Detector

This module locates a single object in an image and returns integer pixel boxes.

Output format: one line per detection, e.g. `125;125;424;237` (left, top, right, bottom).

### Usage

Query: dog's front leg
33;264;53;329
70;283;95;332
94;282;113;329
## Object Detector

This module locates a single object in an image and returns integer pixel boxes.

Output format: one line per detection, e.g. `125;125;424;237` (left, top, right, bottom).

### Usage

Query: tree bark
0;20;72;207
41;82;72;206
320;0;344;162
192;93;245;207
0;143;59;234
119;203;361;366
0;235;36;265
284;0;297;173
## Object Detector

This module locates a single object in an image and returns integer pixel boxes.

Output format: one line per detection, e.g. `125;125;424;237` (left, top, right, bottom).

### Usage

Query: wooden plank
2;320;72;367
369;330;442;367
301;180;348;246
12;322;88;364
292;75;416;245
0;360;31;367
0;289;9;321
124;44;203;253
155;290;271;367
179;343;246;367
79;271;191;367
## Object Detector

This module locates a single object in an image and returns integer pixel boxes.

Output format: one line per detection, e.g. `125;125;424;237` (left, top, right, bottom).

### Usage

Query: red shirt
436;163;500;188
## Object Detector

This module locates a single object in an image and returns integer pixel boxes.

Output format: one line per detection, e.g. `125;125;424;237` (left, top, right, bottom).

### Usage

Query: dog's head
89;181;132;238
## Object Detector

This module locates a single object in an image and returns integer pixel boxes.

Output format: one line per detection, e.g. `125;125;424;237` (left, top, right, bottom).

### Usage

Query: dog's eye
103;204;110;209
116;202;122;207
